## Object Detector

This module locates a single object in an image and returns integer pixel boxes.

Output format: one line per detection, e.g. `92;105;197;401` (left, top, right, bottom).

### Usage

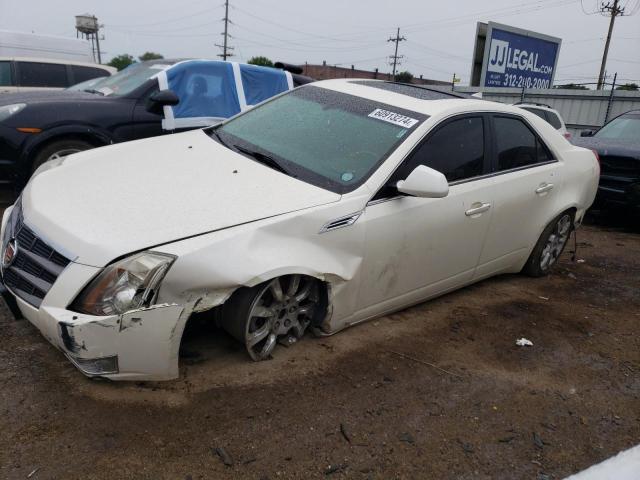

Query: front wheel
221;275;322;361
522;211;574;277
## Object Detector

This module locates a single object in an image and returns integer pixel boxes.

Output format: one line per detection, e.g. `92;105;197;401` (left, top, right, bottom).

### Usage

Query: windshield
82;62;172;97
67;77;103;92
215;86;427;193
595;113;640;141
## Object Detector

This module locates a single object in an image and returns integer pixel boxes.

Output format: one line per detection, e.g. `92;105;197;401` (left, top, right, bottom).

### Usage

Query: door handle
465;202;491;217
535;183;554;194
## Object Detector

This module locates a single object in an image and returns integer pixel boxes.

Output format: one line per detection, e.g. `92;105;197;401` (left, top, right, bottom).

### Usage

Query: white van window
0;61;12;86
17;62;68;88
71;65;109;84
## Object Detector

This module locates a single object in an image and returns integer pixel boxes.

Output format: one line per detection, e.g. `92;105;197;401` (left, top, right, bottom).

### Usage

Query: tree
107;54;135;71
248;56;274;67
395;71;414;83
139;52;164;62
616;83;639;91
554;83;589;90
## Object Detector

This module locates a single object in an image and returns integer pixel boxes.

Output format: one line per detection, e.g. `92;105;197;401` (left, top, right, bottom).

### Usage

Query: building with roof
301;62;449;86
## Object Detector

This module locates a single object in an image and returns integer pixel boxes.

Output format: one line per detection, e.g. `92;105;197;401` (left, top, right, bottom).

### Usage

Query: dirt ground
0;211;638;480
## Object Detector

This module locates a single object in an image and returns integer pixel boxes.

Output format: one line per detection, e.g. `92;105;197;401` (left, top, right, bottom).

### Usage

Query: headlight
71;252;175;316
0;103;26;122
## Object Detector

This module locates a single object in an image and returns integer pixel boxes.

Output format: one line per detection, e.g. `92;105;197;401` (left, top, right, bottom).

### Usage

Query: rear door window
17;62;69;87
493;116;552;171
71;65;110;84
0;61;13;86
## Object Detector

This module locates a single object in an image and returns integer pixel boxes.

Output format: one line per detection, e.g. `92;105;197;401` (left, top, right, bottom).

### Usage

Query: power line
108;6;218;29
387;28;406;81
400;0;578;33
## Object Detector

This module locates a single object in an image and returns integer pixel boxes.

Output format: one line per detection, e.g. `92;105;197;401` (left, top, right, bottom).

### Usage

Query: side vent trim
319;211;362;234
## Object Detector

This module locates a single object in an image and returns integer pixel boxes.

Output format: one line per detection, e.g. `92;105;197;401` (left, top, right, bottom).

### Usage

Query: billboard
470;22;561;89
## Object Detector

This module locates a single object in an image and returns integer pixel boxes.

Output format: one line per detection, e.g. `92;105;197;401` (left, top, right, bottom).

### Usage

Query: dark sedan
0;59;311;187
574;110;640;210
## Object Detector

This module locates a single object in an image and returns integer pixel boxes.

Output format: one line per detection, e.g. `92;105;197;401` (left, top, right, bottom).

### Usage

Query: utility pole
604;72;617;122
597;0;625;90
95;28;102;64
387;28;406;81
216;0;234;61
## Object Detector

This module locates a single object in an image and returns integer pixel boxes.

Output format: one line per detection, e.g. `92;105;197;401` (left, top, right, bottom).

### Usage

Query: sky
1;0;638;86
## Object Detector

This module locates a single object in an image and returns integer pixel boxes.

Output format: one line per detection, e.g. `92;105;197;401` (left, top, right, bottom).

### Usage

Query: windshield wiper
83;88;104;96
233;144;295;177
209;127;230;149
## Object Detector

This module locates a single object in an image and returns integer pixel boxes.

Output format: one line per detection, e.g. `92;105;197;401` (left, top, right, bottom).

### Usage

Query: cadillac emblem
2;238;17;268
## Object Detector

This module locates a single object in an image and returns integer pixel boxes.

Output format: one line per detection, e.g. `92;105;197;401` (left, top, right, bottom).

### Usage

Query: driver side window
373;116;486;200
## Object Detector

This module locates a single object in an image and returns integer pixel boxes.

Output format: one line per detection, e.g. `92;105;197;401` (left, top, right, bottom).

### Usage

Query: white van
0;57;115;93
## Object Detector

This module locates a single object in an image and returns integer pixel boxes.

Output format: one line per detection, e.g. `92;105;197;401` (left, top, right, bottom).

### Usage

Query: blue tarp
167;61;240;120
163;60;291;127
239;63;290;106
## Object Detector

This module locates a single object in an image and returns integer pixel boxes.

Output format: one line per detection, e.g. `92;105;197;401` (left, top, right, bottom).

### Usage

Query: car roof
313;79;522;117
349;80;470;100
514;102;557;112
0;56;116;72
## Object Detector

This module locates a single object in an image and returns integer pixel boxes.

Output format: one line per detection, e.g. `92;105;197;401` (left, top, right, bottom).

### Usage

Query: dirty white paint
22;130;341;267
2;79;600;380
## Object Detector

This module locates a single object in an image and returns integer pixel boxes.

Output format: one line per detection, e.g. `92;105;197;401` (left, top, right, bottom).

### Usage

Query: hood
572;136;640;160
22;129;341;267
0;89;102;106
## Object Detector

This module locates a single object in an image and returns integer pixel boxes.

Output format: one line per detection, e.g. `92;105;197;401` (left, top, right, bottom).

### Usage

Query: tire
31;139;94;174
220;275;321;361
522;211;574;277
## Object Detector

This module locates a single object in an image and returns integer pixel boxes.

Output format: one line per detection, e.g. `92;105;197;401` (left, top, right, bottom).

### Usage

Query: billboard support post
605;72;617;123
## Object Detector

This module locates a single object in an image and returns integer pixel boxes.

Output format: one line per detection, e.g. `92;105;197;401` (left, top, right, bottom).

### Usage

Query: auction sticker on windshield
368;109;419;128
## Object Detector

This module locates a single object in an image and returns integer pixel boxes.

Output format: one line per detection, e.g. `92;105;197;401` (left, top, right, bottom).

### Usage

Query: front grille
1;201;71;308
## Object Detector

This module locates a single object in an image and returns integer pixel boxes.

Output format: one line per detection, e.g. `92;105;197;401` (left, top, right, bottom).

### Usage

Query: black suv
574;110;640;210
0;59;312;188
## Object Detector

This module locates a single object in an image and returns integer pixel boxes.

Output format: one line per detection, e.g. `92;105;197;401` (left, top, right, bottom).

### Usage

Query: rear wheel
31;139;94;174
221;275;321;361
522;211;574;277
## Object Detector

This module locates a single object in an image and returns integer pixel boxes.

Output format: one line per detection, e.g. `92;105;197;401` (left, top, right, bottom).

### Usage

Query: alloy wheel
47;148;82;162
244;275;319;361
540;214;572;271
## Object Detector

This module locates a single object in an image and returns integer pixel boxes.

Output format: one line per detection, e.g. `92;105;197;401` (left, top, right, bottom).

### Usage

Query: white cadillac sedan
0;80;599;380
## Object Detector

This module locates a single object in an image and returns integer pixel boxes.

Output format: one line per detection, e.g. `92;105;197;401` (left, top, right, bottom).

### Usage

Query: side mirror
145;89;180;115
580;130;594;137
396;165;449;198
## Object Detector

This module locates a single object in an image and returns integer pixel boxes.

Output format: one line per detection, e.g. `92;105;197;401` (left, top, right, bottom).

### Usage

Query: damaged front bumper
2;265;189;380
56;303;187;380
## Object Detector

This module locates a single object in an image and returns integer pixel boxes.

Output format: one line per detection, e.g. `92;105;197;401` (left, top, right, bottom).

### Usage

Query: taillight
563;132;571;139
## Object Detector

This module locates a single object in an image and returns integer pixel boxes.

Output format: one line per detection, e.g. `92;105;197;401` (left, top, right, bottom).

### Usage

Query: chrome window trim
367;159;559;206
449;159;559;186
